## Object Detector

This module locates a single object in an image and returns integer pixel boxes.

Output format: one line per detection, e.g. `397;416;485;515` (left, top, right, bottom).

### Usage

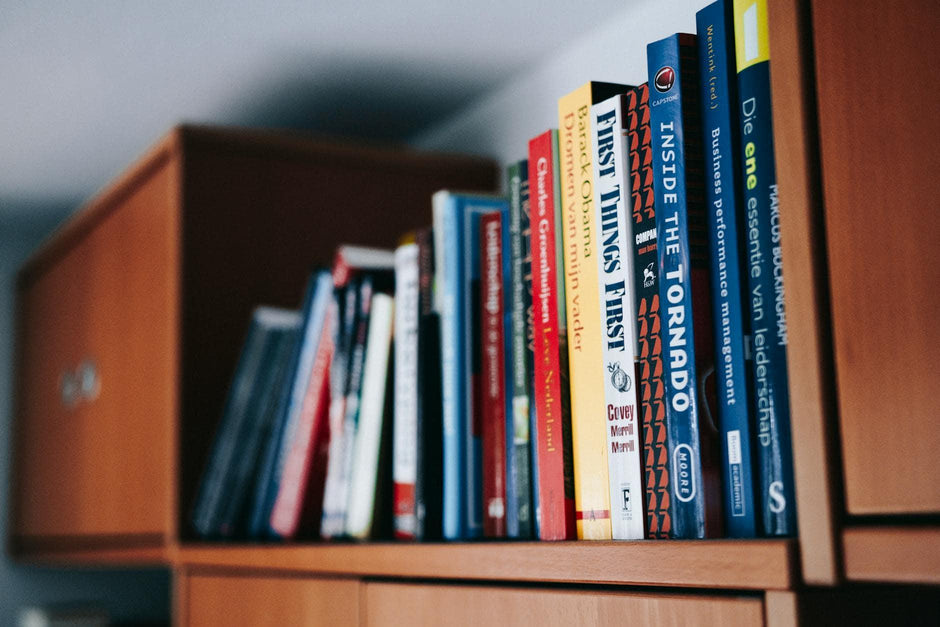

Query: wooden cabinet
10;126;497;559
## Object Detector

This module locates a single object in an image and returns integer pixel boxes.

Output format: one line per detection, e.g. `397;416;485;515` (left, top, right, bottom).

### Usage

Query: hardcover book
558;81;631;540
393;243;420;540
733;0;795;536
433;190;510;540
481;210;508;537
414;228;444;540
647;33;722;538
527;130;576;541
506;159;534;539
591;93;645;540
697;0;759;538
625;83;670;539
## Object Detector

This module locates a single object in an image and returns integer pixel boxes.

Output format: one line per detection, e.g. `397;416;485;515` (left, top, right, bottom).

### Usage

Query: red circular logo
654;66;675;93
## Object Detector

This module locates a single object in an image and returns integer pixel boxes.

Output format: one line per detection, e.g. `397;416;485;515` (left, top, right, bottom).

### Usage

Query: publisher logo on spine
654;66;675;93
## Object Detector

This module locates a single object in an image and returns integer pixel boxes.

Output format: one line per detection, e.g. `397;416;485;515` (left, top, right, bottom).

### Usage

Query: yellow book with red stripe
557;81;629;539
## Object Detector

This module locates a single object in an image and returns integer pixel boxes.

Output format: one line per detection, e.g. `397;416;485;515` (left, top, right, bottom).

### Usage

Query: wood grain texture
843;526;940;584
811;0;940;515
363;582;764;627
14;158;178;539
183;572;359;627
177;540;797;590
767;0;841;585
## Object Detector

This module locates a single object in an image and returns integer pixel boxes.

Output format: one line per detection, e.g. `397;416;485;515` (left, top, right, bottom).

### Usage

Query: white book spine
592;95;645;540
346;293;395;538
393;243;420;536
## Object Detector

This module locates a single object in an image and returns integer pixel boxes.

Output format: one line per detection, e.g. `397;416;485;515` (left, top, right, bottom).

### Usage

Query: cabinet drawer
363;582;764;626
14;162;178;540
183;572;359;626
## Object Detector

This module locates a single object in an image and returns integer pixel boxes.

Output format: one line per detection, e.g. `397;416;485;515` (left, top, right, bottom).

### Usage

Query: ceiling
0;0;630;222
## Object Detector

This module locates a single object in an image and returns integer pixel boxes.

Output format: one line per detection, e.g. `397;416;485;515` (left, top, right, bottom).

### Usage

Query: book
414;228;444;540
321;277;375;538
481;210;508;537
591;93;645;540
192;306;302;538
248;271;333;538
697;0;759;538
625;83;671;539
268;301;335;539
393;242;420;539
558;81;629;540
647;33;722;538
733;0;795;536
346;292;396;539
433;190;509;540
506;159;534;539
527;130;576;541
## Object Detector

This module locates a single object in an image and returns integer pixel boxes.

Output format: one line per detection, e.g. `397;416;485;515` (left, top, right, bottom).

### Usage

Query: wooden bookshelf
175;539;797;591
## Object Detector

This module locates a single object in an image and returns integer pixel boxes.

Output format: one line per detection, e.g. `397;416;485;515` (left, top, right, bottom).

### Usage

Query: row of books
191;0;795;542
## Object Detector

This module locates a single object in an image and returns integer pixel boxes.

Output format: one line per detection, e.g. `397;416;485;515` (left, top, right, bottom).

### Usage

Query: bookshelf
9;0;939;624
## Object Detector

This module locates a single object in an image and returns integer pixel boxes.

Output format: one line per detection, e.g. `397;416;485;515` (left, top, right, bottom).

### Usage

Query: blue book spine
433;191;508;539
733;0;795;536
434;192;466;540
648;33;720;539
697;0;758;538
248;270;332;538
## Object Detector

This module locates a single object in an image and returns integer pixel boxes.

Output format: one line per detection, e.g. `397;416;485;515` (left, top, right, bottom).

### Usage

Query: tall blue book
733;0;795;537
647;33;722;539
433;190;510;540
506;160;534;539
248;271;333;538
696;0;758;538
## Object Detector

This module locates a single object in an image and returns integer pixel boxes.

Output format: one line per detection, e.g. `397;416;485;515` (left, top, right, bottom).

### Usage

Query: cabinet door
363;582;764;626
183;572;360;626
14;163;178;542
812;0;940;514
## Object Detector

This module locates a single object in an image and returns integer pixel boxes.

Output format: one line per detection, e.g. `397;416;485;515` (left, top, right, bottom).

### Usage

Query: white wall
411;0;704;161
0;216;169;625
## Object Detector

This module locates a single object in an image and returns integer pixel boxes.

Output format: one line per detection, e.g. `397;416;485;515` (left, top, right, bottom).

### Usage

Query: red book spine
480;211;507;537
626;84;670;538
269;306;336;538
528;130;576;540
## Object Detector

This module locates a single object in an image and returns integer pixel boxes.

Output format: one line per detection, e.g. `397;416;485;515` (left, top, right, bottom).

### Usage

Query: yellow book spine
557;83;612;540
733;0;770;72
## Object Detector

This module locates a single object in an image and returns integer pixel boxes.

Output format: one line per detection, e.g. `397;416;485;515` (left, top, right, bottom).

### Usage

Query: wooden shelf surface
176;539;798;591
843;526;940;585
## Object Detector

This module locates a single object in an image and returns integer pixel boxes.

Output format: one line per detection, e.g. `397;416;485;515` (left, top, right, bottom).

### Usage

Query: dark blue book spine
733;0;795;536
697;0;758;538
507;160;534;539
648;33;719;539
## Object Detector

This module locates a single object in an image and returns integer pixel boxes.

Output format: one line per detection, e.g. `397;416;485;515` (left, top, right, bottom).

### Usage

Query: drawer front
15;163;178;540
183;572;359;626
363;583;764;627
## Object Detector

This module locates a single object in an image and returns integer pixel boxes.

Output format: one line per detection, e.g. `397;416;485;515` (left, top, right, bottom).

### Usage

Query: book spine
346;293;396;539
393;244;420;540
626;84;671;539
592;94;646;540
433;191;468;540
733;0;795;536
648;33;721;539
698;0;759;538
507;160;534;539
270;304;336;538
320;283;359;538
481;211;508;537
415;228;443;540
528;130;576;541
559;84;613;540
